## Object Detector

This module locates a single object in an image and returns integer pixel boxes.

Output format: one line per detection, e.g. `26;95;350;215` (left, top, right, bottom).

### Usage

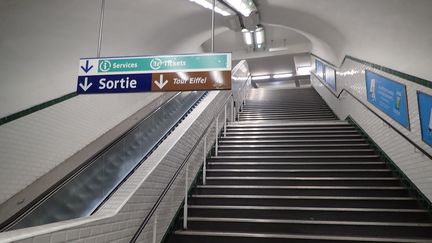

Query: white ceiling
1;0;431;115
201;24;311;60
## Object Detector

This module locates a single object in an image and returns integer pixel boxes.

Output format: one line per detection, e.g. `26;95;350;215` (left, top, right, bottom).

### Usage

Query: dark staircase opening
167;87;432;243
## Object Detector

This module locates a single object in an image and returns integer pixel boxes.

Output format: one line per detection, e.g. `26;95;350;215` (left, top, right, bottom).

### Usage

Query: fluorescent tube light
254;26;265;45
190;0;234;16
296;66;312;75
223;0;257;17
242;28;253;45
269;47;289;52
273;73;293;79
252;75;270;80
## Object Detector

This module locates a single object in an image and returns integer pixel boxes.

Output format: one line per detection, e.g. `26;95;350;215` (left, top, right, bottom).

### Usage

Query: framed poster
417;91;432;147
315;60;324;79
324;65;336;91
365;70;410;129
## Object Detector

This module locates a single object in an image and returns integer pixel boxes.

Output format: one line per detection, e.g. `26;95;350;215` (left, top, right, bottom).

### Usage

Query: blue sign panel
365;71;410;128
418;92;432;147
315;60;324;79
77;74;152;94
325;65;336;91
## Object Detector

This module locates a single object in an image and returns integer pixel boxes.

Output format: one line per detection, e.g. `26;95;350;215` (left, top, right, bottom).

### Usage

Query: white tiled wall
0;90;231;243
0;92;181;223
311;56;432;201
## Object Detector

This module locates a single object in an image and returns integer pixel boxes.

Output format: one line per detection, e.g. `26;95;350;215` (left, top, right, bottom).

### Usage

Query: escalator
1;91;207;231
169;87;432;243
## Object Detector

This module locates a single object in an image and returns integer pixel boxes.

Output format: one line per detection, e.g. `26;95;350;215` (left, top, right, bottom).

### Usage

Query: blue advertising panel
324;65;336;91
315;60;324;79
365;71;410;129
418;92;432;147
77;73;152;94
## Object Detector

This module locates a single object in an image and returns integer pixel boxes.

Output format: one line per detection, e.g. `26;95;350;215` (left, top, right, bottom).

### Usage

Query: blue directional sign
418;92;432;147
77;53;232;94
365;71;410;129
77;74;152;94
80;60;94;73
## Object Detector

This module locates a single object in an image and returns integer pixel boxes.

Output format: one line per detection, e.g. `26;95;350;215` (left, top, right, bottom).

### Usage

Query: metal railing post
183;163;188;229
224;104;227;137
231;96;234;122
215;117;219;156
203;137;207;185
152;214;157;243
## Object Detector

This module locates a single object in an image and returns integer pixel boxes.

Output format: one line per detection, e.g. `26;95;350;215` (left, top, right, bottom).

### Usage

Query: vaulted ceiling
1;0;431;115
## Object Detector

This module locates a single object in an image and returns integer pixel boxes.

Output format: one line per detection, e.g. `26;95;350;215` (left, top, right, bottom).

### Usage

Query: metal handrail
311;72;432;161
234;75;251;120
130;92;236;242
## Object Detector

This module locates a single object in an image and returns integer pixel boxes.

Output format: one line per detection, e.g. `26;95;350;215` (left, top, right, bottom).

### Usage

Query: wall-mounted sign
77;53;232;94
324;65;336;91
314;59;336;92
418;92;432;147
365;70;410;129
315;60;324;79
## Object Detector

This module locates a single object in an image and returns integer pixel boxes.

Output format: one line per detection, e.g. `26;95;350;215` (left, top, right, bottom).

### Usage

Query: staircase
168;87;432;243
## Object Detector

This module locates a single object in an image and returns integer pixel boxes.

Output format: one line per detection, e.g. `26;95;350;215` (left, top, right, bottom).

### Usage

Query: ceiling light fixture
297;66;312;75
242;28;253;45
268;38;287;52
268;47;289;52
252;75;271;80
273;73;293;79
223;0;257;17
189;0;235;16
254;26;265;45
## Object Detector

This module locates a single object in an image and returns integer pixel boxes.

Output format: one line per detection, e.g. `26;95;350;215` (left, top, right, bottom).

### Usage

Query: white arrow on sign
79;77;93;91
154;74;168;89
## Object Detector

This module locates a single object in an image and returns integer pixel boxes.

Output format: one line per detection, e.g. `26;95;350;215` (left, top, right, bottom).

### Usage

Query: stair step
221;134;363;139
227;123;349;129
216;149;376;156
218;144;371;149
208;161;387;169
211;155;381;162
188;205;430;222
219;139;367;145
205;168;393;177
227;121;349;127
239;113;335;117
194;185;408;197
239;116;337;121
173;230;432;243
205;176;400;186
189;195;418;208
225;130;359;135
185;217;432;239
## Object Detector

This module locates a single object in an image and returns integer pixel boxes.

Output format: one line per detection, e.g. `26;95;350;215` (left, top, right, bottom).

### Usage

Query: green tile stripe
0;92;77;126
310;53;432;89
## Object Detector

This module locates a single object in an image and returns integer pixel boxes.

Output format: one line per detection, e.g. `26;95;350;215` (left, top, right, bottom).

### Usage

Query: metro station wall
0;0;206;211
0;92;169;212
0;90;229;243
311;56;432;201
0;0;206;118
